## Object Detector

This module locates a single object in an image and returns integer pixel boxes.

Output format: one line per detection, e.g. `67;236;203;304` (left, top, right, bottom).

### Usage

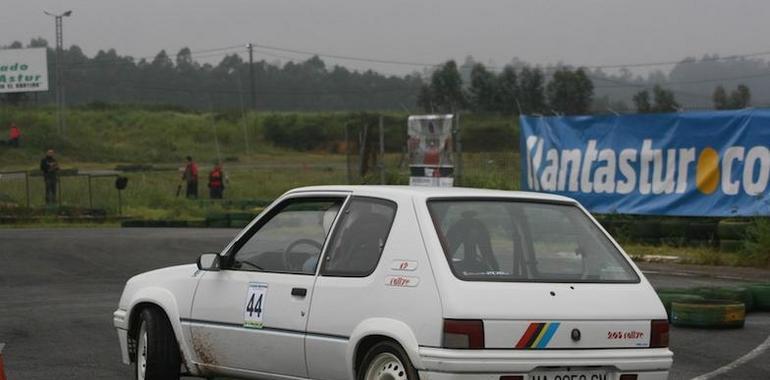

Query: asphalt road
1;228;768;379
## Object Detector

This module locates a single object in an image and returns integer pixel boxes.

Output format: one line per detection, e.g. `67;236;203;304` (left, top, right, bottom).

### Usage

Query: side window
231;198;343;274
322;197;397;277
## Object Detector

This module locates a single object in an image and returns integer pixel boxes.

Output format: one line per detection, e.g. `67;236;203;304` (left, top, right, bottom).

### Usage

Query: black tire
357;341;419;380
134;308;181;380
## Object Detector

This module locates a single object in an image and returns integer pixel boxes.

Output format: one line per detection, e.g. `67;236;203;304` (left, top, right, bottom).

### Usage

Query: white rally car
114;186;673;380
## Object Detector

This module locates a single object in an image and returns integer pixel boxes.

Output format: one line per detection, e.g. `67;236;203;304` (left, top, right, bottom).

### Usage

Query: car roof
286;185;577;204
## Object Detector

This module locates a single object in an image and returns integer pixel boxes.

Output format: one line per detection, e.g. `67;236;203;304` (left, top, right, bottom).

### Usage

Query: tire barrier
593;216;722;247
117;210;260;229
205;212;260;228
121;219;205;228
657;293;705;320
671;300;746;329
748;285;770;311
685;221;719;242
718;239;743;252
717;220;750;241
694;287;754;313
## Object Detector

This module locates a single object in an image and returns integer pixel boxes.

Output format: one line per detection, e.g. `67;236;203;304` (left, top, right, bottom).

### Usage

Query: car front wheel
135;308;180;380
358;341;419;380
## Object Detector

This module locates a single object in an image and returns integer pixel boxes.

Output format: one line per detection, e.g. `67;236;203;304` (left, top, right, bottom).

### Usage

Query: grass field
1;151;520;219
0;106;521;218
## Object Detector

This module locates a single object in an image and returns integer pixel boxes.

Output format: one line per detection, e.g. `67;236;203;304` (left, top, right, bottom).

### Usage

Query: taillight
443;319;484;349
650;319;669;348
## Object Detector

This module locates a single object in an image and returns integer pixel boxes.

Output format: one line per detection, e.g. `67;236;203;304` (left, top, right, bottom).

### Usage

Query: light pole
44;10;72;134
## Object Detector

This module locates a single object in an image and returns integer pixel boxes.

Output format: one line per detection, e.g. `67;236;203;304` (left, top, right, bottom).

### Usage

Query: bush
262;114;339;151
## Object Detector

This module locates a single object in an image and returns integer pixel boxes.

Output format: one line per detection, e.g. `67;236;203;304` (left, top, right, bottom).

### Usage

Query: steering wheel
283;238;323;271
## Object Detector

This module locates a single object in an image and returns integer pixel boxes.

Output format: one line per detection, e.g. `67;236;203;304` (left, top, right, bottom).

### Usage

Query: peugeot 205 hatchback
114;186;672;380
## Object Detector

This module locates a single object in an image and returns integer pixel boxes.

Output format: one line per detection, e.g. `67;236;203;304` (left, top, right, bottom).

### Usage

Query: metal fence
0;170;123;212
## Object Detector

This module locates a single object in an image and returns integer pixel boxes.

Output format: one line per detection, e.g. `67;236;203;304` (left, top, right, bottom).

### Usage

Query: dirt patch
190;328;218;368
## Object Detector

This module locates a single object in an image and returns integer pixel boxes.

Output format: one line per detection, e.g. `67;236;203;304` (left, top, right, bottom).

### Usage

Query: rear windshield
428;200;639;283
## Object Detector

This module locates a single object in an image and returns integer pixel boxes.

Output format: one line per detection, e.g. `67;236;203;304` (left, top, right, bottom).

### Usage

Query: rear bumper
417;347;672;379
419;371;669;380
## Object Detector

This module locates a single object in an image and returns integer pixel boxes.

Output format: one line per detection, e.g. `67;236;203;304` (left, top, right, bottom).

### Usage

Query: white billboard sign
0;48;49;93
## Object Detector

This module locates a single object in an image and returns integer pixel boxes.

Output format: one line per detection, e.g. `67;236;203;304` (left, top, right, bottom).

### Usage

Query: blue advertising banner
520;110;770;216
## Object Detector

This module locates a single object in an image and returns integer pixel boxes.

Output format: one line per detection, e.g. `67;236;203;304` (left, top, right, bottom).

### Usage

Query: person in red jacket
182;156;199;199
208;163;225;199
8;122;21;148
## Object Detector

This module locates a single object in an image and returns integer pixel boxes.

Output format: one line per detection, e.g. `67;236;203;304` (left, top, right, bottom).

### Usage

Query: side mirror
197;253;220;271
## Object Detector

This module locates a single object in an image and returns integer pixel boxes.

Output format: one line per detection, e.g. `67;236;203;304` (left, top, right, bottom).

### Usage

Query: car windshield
428;199;639;283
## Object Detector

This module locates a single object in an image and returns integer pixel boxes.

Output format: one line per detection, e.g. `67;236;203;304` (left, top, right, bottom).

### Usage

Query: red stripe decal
516;323;542;348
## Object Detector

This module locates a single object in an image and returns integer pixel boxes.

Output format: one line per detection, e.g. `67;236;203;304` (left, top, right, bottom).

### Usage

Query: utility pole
229;68;251;155
247;43;256;110
44;10;72;135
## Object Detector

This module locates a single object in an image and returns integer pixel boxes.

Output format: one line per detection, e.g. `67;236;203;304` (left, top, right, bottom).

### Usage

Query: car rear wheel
359;341;418;380
134;308;180;380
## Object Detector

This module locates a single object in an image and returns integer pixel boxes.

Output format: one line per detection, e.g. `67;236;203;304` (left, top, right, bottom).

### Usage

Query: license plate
529;369;610;380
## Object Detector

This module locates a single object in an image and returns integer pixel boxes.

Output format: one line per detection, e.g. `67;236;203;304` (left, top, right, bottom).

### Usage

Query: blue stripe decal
536;322;560;349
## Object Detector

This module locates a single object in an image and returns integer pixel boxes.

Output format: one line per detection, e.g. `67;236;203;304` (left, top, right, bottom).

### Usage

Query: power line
249;41;770;71
64;77;419;97
249;42;440;68
64;44;245;70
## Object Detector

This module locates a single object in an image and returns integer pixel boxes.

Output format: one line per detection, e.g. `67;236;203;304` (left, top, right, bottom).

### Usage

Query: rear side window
428;200;639;283
322;197;397;277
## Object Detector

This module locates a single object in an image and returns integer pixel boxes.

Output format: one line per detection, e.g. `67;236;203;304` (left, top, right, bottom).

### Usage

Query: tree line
0;38;758;114
417;61;594;115
0;39;421;111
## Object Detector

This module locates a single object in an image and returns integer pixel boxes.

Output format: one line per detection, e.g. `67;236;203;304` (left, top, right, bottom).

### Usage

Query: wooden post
24;171;30;208
345;124;352;185
379;115;385;185
455;113;462;186
87;175;93;209
359;124;368;178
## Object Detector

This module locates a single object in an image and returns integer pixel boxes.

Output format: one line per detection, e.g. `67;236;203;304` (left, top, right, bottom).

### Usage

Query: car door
305;196;399;380
186;194;345;378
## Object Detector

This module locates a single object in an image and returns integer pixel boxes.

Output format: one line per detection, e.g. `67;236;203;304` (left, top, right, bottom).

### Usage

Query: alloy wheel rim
137;323;148;380
364;352;408;380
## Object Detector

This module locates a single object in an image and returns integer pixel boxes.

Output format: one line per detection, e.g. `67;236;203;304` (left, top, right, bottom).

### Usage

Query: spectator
208;162;225;199
40;149;59;205
8;122;21;148
182;156;199;199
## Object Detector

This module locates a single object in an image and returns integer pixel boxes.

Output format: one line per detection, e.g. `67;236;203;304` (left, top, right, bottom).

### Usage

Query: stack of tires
657;283;770;329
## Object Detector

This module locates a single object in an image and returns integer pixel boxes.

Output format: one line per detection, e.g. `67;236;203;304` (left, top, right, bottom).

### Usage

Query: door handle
291;287;307;297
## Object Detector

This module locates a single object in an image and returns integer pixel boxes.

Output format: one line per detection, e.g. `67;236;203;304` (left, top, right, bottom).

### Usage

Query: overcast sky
4;0;770;75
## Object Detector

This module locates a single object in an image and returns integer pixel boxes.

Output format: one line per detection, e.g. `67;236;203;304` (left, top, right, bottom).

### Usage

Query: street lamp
44;10;73;134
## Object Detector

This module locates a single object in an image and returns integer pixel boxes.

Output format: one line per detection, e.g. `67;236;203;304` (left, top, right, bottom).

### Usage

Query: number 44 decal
244;282;268;329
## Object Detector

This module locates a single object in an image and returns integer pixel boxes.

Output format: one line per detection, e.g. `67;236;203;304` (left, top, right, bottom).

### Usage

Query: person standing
40;149;60;205
8;122;21;148
208;162;225;199
182;156;199;199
